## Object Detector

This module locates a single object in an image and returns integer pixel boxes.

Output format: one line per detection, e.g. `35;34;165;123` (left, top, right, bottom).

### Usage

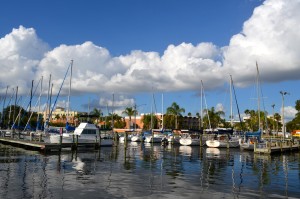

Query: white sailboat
240;62;263;150
179;131;205;146
144;130;165;143
179;80;207;146
205;77;238;148
206;132;240;148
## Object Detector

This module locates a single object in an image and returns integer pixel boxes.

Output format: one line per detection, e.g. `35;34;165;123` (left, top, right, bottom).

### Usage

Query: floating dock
254;139;300;154
0;137;100;152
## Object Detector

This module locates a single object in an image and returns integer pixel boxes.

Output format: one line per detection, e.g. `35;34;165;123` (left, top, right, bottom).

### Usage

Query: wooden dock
0;137;100;152
254;139;300;154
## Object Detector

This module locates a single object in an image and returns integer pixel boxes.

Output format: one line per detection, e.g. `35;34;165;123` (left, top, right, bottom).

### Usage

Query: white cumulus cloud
0;0;300;113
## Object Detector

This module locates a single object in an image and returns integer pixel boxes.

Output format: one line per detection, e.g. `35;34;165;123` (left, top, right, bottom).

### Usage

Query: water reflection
0;143;299;198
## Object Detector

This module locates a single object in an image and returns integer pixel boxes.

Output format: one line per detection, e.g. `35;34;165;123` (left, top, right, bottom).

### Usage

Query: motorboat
48;122;113;146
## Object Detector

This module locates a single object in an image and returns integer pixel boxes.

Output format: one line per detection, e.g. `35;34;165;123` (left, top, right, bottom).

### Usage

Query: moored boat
206;128;240;148
47;122;113;146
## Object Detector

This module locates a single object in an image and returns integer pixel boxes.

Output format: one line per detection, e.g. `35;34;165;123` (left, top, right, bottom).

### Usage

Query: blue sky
0;0;300;122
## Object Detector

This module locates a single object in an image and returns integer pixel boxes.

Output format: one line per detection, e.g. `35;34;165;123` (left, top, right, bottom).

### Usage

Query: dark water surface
0;142;299;199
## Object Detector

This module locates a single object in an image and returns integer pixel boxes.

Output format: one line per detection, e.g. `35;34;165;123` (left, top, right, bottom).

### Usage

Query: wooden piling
200;134;202;146
59;135;62;151
76;135;79;148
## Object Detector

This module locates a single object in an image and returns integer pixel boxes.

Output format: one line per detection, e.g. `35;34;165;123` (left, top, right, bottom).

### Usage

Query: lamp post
280;91;288;138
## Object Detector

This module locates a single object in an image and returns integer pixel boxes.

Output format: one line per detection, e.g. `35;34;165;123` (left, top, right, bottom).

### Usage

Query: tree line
1;100;300;133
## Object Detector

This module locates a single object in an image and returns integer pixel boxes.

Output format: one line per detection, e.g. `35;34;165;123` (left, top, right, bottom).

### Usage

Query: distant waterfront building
122;113;200;130
38;107;83;125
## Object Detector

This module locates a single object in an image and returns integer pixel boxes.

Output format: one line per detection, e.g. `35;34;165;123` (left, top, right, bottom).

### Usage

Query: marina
0;141;299;199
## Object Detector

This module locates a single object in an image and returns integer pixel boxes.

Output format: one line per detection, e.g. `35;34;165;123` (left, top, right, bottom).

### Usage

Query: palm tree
122;107;137;129
107;113;124;129
166;102;185;129
274;113;281;135
203;107;225;130
55;114;60;121
90;108;103;124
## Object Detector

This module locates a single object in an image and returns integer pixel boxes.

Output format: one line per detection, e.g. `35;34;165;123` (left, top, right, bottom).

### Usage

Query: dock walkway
0;137;99;152
254;139;300;154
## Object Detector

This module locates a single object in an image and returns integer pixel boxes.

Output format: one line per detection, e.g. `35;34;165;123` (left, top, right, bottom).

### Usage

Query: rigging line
230;75;244;131
12;77;42;129
257;68;269;130
49;62;72;120
22;85;44;133
201;80;211;130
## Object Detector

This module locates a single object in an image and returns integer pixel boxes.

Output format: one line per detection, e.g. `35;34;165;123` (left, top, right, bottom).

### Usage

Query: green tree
196;112;201;129
286;100;300;132
55;114;60;120
141;114;159;130
90;108;103;124
203;107;225;130
166;102;185;129
62;114;66;121
122;107;137;129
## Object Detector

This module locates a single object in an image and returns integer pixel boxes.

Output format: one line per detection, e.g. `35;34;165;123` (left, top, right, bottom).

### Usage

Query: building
39;107;81;125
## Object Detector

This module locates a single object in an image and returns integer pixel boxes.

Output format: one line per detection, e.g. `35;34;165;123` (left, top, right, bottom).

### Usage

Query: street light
280;91;288;138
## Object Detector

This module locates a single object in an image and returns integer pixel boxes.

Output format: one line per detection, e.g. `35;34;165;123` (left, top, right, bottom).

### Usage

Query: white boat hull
145;135;164;143
48;134;113;146
131;135;143;142
206;139;240;148
179;137;206;146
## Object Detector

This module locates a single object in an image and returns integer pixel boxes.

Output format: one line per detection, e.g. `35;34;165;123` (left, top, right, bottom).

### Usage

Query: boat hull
206;140;240;148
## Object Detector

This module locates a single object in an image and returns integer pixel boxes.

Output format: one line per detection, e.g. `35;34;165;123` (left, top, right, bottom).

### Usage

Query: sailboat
240;62;263;150
48;60;75;143
179;80;206;146
65;60;75;132
205;78;239;148
144;92;166;143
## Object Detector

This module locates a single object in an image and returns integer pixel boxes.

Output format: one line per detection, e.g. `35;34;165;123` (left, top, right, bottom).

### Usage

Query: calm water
0;142;299;199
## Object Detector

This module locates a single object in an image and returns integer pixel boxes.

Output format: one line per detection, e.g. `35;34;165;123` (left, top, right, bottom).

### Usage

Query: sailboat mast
1;86;9;128
230;76;233;127
201;80;211;130
256;62;261;130
112;94;114;130
12;86;18;129
67;60;73;124
36;76;43;131
46;74;52;121
151;93;153;130
161;93;164;130
230;75;244;131
200;80;203;129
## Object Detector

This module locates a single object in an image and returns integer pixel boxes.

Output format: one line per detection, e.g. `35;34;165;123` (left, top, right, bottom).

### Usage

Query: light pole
280;91;288;138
